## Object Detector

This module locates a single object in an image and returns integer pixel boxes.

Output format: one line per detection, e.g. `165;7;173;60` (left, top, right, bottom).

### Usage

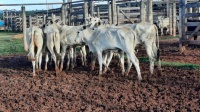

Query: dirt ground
0;38;200;111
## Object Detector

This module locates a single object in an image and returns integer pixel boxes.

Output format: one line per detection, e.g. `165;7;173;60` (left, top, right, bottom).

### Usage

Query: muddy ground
0;38;200;111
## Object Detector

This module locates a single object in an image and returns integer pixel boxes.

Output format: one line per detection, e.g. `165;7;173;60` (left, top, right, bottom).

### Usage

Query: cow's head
85;15;101;28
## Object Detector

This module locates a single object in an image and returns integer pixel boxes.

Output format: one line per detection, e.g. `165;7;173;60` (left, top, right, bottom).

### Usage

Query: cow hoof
158;70;162;75
27;56;36;61
33;73;36;77
102;69;107;74
124;72;129;77
138;76;142;81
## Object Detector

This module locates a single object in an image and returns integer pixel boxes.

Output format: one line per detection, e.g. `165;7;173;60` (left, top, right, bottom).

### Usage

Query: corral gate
179;0;200;53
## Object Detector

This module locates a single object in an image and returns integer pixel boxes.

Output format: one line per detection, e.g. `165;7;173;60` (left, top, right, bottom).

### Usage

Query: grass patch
138;57;200;70
0;32;27;56
160;35;178;40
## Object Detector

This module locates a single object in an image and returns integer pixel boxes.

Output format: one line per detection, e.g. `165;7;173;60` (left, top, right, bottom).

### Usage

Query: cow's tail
27;29;36;61
154;25;160;61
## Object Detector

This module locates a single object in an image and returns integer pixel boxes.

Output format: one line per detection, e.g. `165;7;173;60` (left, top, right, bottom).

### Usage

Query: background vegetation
0;31;26;55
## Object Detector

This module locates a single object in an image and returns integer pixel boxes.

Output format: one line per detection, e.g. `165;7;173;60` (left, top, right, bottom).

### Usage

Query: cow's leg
102;52;108;74
45;52;49;71
80;49;84;66
166;27;169;35
70;48;74;70
35;45;43;73
161;28;164;36
73;47;77;67
54;33;61;58
97;52;103;75
81;46;87;66
66;52;70;71
105;51;114;70
125;55;132;76
38;52;42;70
60;45;67;71
28;44;37;76
47;42;59;76
32;61;36;77
118;51;125;75
146;45;155;75
91;53;97;71
126;51;141;80
54;33;61;71
152;42;162;74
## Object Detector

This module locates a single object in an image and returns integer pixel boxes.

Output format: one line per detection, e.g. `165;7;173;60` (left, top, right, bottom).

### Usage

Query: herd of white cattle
25;15;166;81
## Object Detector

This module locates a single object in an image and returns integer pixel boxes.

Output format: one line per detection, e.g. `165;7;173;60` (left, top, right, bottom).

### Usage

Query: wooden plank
188;25;200;39
186;2;200;8
186;13;200;17
186;31;200;35
119;18;139;21
118;13;140;16
119;10;134;24
118;7;140;10
71;10;84;15
187;22;200;26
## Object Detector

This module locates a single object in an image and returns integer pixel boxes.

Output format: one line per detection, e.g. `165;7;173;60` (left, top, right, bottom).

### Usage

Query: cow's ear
83;26;86;29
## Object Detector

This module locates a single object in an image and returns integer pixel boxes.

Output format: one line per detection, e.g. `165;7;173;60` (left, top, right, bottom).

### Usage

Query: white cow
59;17;101;72
155;16;169;36
26;26;43;76
125;22;161;75
90;22;161;76
60;25;87;71
75;27;142;80
43;20;63;76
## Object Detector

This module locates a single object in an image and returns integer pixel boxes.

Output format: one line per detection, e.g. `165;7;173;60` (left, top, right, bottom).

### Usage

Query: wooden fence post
169;4;172;35
43;14;46;25
6;10;8;31
97;7;100;18
108;2;112;24
179;0;187;53
166;0;169;17
111;0;117;24
61;4;65;24
89;0;94;16
10;13;13;31
29;15;32;27
65;4;69;25
117;6;120;25
68;3;72;25
84;2;88;24
140;0;146;22
36;14;39;26
147;0;153;23
21;6;27;51
173;3;176;36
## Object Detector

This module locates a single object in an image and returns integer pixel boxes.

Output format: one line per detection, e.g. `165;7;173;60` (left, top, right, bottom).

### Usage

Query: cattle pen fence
179;0;200;53
1;0;200;52
2;0;178;31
